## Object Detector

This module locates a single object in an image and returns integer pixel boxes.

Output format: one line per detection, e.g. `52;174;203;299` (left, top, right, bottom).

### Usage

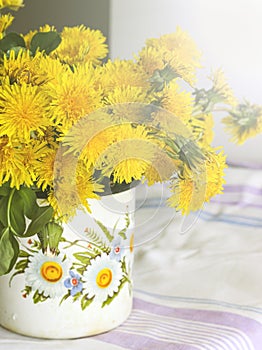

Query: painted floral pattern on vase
11;213;134;310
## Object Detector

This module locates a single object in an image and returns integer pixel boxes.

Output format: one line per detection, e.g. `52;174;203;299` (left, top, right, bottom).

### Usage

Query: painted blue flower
64;270;83;296
109;237;124;261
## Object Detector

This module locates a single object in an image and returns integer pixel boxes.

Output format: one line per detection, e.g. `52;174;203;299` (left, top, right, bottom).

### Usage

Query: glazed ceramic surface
0;189;135;339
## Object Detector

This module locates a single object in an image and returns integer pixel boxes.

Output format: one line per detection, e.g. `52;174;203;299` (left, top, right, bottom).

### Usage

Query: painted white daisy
83;253;123;302
24;251;70;299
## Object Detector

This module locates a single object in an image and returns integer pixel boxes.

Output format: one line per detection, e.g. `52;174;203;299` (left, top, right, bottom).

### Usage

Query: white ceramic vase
0;189;135;339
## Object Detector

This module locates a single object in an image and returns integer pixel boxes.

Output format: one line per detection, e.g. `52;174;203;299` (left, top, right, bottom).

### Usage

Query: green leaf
33;290;49;304
5;233;20;275
76;266;87;275
14;259;29;271
0;33;25;53
102;279;128;308
72;291;82;302
118;228;127;240
25;206;54;237
17;187;38;220
9;191;26;236
0;184;11;197
81;294;95;310
95;220;114;242
0;196;8;226
0;188;26;236
59;291;71;306
9;270;24;287
18;250;30;258
37;230;48;252
47;222;63;252
0;228;19;276
84;228;110;253
73;252;93;265
30;31;61;55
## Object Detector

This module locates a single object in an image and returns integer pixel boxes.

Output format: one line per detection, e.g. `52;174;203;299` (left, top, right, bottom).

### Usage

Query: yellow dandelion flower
39;24;56;32
49;149;83;218
22;30;36;49
0;14;14;39
151;109;191;136
104;86;152;123
16;140;50;188
0;138;44;189
159;80;194;125
190;113;214;147
209;69;237;106
35;147;57;191
47;190;77;221
76;160;104;209
223;102;262;144
0;0;23;10
168;174;205;215
105;86;150;106
146;27;202;85
71;62;97;85
48;151;103;218
138;46;165;76
144;149;180;185
80;128;116;168
168;148;226;214
98;59;150;93
47;67;103;131
48;171;102;220
0;79;51;142
36;126;60;149
257;115;262;134
52;25;108;66
99;124;155;184
0;50;52;86
62;110;113;167
37;53;70;85
204;149;227;200
111;155;150;184
110;102;153;125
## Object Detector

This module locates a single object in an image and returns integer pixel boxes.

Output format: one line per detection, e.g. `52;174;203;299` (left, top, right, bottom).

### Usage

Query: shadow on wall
10;0;110;39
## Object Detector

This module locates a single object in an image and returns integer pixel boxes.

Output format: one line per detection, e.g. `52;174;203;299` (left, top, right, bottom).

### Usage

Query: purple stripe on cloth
96;330;199;350
227;161;262;170
210;199;262;209
223;185;262;196
133;298;262;348
94;298;262;349
210;184;262;208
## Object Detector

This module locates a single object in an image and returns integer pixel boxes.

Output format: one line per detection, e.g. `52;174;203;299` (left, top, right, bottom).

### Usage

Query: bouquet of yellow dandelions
0;0;243;276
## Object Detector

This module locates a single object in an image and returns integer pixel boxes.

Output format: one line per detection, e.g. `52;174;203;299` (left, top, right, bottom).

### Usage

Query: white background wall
110;0;262;166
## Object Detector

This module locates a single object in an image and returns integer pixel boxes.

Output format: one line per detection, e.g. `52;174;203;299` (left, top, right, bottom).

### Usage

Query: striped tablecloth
1;165;262;349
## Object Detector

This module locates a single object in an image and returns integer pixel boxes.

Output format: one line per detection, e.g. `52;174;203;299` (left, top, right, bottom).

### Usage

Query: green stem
62;238;102;251
62;239;89;250
123;275;131;284
7;188;17;234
